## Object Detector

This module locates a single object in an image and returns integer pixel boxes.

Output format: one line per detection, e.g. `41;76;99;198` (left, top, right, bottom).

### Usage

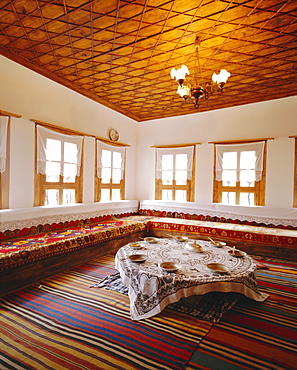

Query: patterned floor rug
92;272;240;323
1;255;294;370
0;255;212;370
185;258;297;370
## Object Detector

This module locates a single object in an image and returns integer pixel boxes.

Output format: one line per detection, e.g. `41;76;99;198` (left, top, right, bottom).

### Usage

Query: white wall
137;96;297;208
266;137;294;205
1;55;297;210
0;56;138;207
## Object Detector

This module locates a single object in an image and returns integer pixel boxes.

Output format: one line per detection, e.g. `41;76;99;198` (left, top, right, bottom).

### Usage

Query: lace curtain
156;146;194;180
215;141;265;181
36;125;83;176
96;140;126;179
0;116;9;173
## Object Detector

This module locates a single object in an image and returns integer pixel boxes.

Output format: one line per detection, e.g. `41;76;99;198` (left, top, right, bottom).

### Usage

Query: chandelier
170;37;230;108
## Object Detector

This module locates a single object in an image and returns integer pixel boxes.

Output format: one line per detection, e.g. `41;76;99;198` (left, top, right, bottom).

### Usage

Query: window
213;141;266;206
0;116;9;209
155;146;195;202
35;125;83;206
95;140;125;201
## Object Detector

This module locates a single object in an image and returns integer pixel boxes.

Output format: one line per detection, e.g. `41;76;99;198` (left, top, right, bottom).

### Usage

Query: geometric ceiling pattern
0;0;297;122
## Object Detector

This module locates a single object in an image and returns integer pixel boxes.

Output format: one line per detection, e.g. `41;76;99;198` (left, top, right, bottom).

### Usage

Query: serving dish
144;237;158;243
206;263;230;274
159;261;180;272
228;249;246;258
209;240;226;247
185;242;204;253
128;242;142;249
173;236;188;242
128;254;147;263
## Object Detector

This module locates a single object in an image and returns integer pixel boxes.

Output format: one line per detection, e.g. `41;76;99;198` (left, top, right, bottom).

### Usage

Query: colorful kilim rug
185;258;297;370
92;273;240;323
0;255;212;370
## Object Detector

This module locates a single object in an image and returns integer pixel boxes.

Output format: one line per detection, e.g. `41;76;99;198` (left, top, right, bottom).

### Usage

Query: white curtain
37;125;83;176
215;141;265;181
0;116;9;173
156;146;194;180
96;140;126;179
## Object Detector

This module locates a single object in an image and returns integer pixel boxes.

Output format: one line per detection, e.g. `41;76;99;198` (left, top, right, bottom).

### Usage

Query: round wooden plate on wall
109;128;119;141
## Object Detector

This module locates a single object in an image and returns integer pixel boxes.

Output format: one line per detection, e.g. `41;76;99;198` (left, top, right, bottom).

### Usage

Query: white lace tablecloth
115;238;269;320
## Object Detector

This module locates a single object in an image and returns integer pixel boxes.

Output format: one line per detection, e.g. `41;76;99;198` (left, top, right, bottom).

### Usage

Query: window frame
155;146;195;202
213;141;267;206
95;141;126;202
34;126;83;207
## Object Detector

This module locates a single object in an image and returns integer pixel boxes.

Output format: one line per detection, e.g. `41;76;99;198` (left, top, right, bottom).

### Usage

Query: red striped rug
185;258;297;370
0;255;212;370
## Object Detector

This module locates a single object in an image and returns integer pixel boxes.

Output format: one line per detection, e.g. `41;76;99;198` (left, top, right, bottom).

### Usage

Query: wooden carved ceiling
0;0;297;122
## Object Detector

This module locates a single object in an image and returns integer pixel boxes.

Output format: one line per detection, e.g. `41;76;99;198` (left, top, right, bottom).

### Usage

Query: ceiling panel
0;0;296;121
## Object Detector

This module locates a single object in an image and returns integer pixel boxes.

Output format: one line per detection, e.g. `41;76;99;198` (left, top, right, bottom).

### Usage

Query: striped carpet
0;255;212;370
185;258;297;370
1;256;296;370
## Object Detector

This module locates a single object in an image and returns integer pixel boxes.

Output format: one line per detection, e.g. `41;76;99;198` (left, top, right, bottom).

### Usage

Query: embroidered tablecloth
115;238;269;320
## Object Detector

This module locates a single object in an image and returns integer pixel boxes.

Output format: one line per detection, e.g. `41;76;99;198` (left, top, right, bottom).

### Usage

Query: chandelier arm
170;35;230;109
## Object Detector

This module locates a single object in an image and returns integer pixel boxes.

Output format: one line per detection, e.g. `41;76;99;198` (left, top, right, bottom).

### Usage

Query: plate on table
173;236;188;242
144;237;158;244
128;242;142;249
228;249;246;258
159;261;180;272
185;242;204;253
128;254;147;263
206;263;230;274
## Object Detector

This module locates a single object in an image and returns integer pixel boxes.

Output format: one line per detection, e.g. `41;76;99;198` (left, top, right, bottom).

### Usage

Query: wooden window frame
34;127;83;207
155;146;196;202
213;141;267;206
95;143;126;202
95;178;125;202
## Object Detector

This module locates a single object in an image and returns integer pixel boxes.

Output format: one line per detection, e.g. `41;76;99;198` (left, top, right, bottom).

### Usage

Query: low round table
115;237;269;320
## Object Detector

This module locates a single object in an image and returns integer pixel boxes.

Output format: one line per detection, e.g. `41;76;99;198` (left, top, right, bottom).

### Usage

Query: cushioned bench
139;201;297;262
0;215;149;271
0;201;151;297
1;200;296;297
146;217;297;261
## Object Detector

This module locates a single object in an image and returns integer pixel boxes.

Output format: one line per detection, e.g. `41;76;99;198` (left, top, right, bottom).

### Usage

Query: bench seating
0;214;154;297
140;201;297;262
1;200;296;297
0;201;152;297
146;217;297;261
0;215;150;271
